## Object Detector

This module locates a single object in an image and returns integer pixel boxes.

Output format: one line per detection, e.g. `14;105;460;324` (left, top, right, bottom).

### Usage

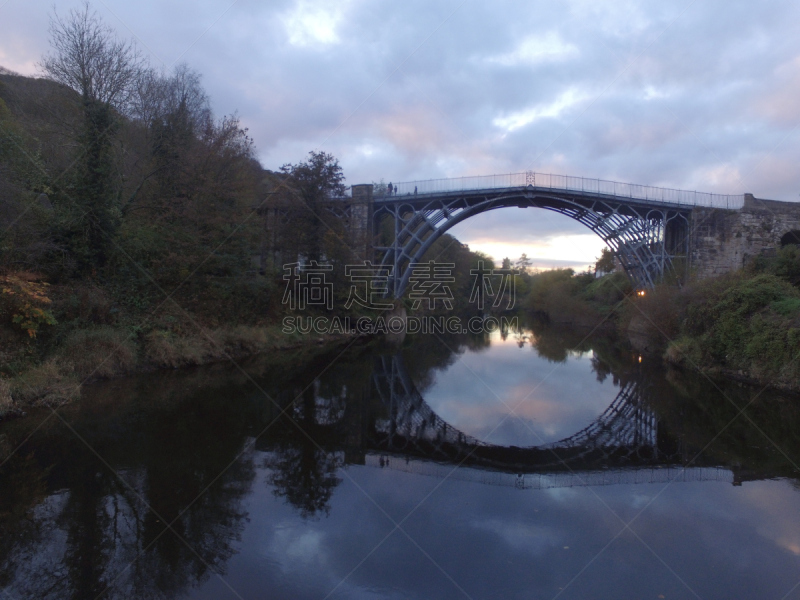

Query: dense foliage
0;6;337;410
660;250;800;386
519;247;800;389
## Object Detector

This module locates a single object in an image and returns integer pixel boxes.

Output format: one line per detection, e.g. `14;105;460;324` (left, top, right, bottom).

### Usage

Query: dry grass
212;325;272;353
9;360;80;407
144;330;210;368
0;322;332;414
0;378;13;416
144;325;279;368
56;327;138;380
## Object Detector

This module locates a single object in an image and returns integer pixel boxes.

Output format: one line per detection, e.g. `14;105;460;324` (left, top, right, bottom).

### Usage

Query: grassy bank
0;277;360;418
1;323;358;418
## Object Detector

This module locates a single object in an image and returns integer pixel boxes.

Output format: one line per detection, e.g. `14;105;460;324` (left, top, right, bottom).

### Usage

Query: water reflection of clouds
739;482;800;558
206;464;800;600
270;525;325;564
421;332;620;446
471;518;562;554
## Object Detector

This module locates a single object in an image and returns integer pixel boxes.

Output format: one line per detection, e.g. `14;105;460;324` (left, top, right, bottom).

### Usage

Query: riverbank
522;246;800;392
0;321;364;420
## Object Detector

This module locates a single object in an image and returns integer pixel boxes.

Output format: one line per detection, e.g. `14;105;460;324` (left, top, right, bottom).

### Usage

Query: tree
595;247;616;275
516;253;531;273
40;3;142;109
279;151;346;263
115;111;260;288
501;257;512;270
40;3;144;272
122;64;212;215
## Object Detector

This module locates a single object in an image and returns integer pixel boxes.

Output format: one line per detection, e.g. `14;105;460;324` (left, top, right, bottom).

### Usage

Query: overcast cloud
2;0;800;266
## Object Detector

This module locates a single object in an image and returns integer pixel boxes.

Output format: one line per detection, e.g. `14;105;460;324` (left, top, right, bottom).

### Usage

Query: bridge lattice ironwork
370;172;743;295
369;354;676;474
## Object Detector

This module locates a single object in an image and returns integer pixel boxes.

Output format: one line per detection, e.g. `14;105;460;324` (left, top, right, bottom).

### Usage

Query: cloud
484;31;579;67
493;88;587;132
281;0;349;47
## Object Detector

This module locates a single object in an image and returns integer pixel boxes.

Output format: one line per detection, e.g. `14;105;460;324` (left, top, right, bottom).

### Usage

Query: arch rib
374;191;681;297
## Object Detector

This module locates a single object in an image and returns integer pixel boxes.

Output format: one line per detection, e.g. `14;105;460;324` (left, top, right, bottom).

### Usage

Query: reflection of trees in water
0;452;52;592
265;446;342;519
652;366;800;480
0;451;255;600
519;315;636;387
399;315;633;393
0;381;258;600
263;384;345;519
400;329;492;394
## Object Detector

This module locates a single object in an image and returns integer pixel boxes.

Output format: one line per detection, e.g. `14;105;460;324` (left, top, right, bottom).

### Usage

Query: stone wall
348;184;374;259
690;194;800;278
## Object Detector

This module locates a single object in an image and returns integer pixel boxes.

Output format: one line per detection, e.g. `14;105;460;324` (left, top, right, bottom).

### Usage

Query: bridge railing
365;454;735;489
390;172;744;209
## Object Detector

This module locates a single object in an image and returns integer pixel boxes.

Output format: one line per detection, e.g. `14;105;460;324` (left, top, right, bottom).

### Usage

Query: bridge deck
374;172;743;210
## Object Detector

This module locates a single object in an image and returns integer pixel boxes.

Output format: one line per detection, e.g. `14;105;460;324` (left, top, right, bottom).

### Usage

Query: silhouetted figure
388;182;393;195
414;186;418;195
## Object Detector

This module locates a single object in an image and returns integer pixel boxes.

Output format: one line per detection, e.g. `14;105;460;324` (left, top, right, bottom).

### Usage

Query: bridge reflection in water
365;354;731;489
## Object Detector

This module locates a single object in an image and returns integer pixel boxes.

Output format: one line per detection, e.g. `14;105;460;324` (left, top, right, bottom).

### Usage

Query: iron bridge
369;354;691;476
366;172;744;295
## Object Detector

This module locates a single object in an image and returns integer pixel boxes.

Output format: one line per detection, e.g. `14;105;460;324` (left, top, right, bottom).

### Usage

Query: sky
422;330;620;446
2;0;800;268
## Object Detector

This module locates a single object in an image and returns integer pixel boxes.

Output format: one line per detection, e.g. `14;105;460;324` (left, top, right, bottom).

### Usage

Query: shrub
0;272;57;338
620;282;681;349
748;245;800;286
771;297;800;317
582;271;632;307
658;273;800;384
524;269;616;326
58;285;113;324
664;336;702;366
701;275;798;363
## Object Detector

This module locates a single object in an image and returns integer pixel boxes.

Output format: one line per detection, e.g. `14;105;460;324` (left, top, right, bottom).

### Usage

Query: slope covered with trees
0;5;343;412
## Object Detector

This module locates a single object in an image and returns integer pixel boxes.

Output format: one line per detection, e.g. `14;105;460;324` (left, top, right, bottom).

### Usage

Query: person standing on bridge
414;186;418;195
388;182;393;195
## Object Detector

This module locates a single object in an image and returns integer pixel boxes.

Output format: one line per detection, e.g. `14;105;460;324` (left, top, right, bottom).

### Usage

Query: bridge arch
780;230;800;247
369;353;669;472
373;187;692;296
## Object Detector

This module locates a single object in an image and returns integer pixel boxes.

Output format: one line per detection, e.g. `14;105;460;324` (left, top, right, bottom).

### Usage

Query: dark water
2;323;800;599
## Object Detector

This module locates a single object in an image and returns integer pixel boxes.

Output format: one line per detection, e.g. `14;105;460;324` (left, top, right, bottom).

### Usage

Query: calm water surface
1;324;800;599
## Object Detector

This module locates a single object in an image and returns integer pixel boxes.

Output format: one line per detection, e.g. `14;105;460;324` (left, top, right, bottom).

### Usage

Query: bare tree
39;2;143;109
163;63;211;132
128;64;210;131
129;66;168;127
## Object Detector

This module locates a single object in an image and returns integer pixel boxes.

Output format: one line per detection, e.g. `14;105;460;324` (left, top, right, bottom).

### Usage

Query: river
1;321;799;599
